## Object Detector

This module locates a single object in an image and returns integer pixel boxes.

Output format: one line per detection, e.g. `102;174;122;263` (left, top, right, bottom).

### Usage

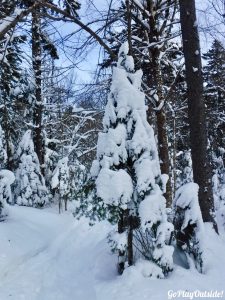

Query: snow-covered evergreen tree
0;0;29;170
173;182;205;273
176;149;193;189
51;157;70;212
203;40;225;200
203;40;225;136
89;42;173;276
203;40;225;232
45;138;59;195
68;160;86;200
14;130;49;207
52;156;87;212
0;169;15;220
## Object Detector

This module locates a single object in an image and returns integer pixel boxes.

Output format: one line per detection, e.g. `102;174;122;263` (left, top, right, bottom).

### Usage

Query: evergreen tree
101;1;180;206
68;160;86;204
0;3;27;170
203;40;225;194
51;156;88;213
51;157;70;212
89;43;173;276
203;40;225;231
0;169;15;220
14;130;49;207
176;149;193;189
203;40;225;144
45;140;59;192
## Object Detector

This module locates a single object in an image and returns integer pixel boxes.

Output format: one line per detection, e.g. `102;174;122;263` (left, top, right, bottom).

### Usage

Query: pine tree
68;159;86;203
0;1;27;170
203;40;225;208
203;40;225;232
14;130;49;207
176;149;193;189
89;43;173;276
0;169;15;220
45;141;59;191
203;40;225;140
102;1;181;206
51;157;70;212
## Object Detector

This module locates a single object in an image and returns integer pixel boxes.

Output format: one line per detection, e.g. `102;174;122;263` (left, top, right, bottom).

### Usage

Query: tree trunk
117;211;126;274
32;9;44;174
172;110;177;197
149;53;172;207
64;198;68;211
127;215;133;267
179;0;217;229
156;109;172;206
58;196;62;214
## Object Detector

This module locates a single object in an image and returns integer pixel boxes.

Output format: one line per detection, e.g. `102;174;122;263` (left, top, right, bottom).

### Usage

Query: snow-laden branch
0;3;40;40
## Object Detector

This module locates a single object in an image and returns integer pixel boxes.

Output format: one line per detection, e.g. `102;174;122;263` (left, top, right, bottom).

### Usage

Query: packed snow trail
0;206;225;300
0;206;114;300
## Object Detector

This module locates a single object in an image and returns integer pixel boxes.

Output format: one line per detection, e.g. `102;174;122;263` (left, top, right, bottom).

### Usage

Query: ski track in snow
0;206;116;300
0;206;225;300
0;208;91;299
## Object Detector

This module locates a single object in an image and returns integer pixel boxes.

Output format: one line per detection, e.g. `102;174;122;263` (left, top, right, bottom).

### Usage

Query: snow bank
0;206;225;300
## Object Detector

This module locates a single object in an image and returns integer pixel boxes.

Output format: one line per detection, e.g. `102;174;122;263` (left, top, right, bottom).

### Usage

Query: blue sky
53;0;225;85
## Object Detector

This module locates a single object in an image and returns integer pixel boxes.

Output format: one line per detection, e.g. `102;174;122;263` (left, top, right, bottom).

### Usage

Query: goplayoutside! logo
168;290;224;299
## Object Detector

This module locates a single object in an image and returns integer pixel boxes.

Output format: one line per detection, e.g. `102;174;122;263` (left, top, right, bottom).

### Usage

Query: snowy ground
0;206;225;300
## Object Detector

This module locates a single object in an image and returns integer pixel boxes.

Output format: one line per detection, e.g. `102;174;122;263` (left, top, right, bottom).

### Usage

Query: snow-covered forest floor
0;205;225;300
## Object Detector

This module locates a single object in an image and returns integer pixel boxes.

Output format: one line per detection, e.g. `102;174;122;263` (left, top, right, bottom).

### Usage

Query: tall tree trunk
149;52;172;207
179;0;217;229
172;110;177;198
32;8;44;174
156;109;172;206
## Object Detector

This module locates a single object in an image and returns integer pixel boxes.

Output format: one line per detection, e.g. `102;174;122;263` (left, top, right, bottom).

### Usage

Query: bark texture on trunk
32;9;44;174
149;51;172;206
179;0;217;227
127;215;133;267
156;108;172;206
118;211;126;274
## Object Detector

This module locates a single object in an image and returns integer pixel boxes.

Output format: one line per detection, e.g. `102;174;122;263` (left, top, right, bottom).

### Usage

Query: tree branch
0;3;40;40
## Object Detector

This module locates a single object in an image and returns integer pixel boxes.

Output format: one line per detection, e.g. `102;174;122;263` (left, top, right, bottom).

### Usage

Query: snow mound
0;206;225;300
129;259;164;279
